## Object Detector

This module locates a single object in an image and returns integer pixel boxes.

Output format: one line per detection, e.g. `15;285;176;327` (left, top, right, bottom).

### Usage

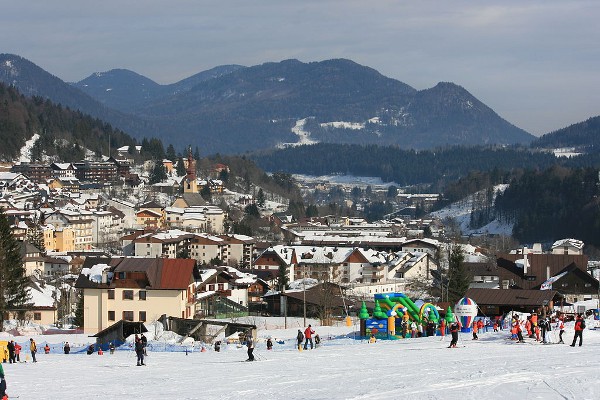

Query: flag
540;271;568;290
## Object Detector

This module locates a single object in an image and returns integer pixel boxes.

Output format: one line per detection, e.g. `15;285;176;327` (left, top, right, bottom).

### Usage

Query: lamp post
303;264;307;328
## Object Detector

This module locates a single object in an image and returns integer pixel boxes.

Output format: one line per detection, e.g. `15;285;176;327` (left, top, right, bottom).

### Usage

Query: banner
540;271;568;290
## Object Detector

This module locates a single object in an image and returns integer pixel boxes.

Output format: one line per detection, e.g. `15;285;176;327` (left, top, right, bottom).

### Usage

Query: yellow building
44;226;76;252
75;258;197;334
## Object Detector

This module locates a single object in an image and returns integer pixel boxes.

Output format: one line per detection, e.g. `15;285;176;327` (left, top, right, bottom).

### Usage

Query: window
118;272;126;279
123;290;134;300
139;311;147;322
34;312;41;321
108;311;115;321
218;284;224;291
208;284;215;291
123;311;134;321
108;289;115;299
139;290;147;300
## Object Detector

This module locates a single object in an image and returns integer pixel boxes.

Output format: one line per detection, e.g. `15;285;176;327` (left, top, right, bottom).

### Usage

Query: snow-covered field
3;318;600;399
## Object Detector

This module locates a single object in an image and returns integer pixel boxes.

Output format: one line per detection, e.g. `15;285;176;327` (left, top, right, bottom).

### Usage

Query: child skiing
557;317;565;344
448;321;459;348
296;330;304;351
245;332;255;361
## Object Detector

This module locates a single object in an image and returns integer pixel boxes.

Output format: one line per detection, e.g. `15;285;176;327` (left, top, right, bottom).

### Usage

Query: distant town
0;143;598;339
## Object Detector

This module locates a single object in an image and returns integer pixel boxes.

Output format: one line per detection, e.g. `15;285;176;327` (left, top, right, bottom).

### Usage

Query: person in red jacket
303;325;315;350
570;314;584;347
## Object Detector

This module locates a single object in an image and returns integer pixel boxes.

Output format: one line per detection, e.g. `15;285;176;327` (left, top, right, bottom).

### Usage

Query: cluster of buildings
2;150;600;338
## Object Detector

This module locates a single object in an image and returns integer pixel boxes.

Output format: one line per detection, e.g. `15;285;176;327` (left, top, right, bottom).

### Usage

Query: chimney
546;266;551;280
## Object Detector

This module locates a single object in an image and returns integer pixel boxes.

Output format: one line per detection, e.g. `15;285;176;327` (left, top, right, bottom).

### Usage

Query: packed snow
2;316;600;399
18;133;40;163
278;118;319;148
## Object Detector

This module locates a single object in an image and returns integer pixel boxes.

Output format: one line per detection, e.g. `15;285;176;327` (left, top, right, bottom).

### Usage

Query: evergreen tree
387;185;398;198
26;227;46;254
200;185;212;202
447;245;470;304
194;146;200;160
218;169;229;183
0;208;31;331
166;144;177;161
277;263;289;292
244;203;260;218
306;204;319;218
257;188;266;207
73;291;84;328
176;156;186;176
149;161;167;184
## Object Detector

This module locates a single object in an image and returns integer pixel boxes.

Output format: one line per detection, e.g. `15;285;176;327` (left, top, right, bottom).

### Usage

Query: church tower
183;146;198;193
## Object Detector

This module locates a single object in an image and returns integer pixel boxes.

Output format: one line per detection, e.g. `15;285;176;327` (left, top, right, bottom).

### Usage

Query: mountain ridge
1;54;536;154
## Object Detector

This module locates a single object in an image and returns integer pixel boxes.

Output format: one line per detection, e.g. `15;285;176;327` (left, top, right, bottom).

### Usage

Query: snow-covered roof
81;263;112;283
28;281;58;308
552;238;584;250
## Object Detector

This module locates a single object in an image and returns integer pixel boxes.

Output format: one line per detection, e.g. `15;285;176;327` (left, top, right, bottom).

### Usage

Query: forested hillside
0;83;137;162
531;116;600;150
253;143;559;188
494;166;600;248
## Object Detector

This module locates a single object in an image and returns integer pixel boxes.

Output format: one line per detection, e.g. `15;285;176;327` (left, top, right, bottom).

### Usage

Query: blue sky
2;0;599;136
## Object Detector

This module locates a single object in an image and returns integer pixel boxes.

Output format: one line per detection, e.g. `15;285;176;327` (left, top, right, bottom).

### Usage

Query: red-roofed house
75;258;198;334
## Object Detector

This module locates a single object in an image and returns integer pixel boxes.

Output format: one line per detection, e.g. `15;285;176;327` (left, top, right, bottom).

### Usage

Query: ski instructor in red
304;325;315;350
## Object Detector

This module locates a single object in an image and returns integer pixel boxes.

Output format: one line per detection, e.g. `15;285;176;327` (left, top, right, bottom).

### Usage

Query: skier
43;344;50;354
557;317;565;344
245;332;255;361
266;338;273;350
440;319;446;339
539;317;548;343
472;321;479;340
448;321;459;348
135;337;145;366
63;342;70;354
570;314;585;347
513;315;525;343
525;317;532;338
109;342;115;354
214;341;221;352
296;329;304;351
304;325;315;350
29;338;37;363
6;341;14;364
87;345;95;355
14;343;21;362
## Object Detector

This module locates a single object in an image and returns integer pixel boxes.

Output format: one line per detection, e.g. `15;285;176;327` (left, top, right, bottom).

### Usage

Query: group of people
3;339;37;363
511;312;586;346
4;341;22;364
0;338;38;398
296;325;320;350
